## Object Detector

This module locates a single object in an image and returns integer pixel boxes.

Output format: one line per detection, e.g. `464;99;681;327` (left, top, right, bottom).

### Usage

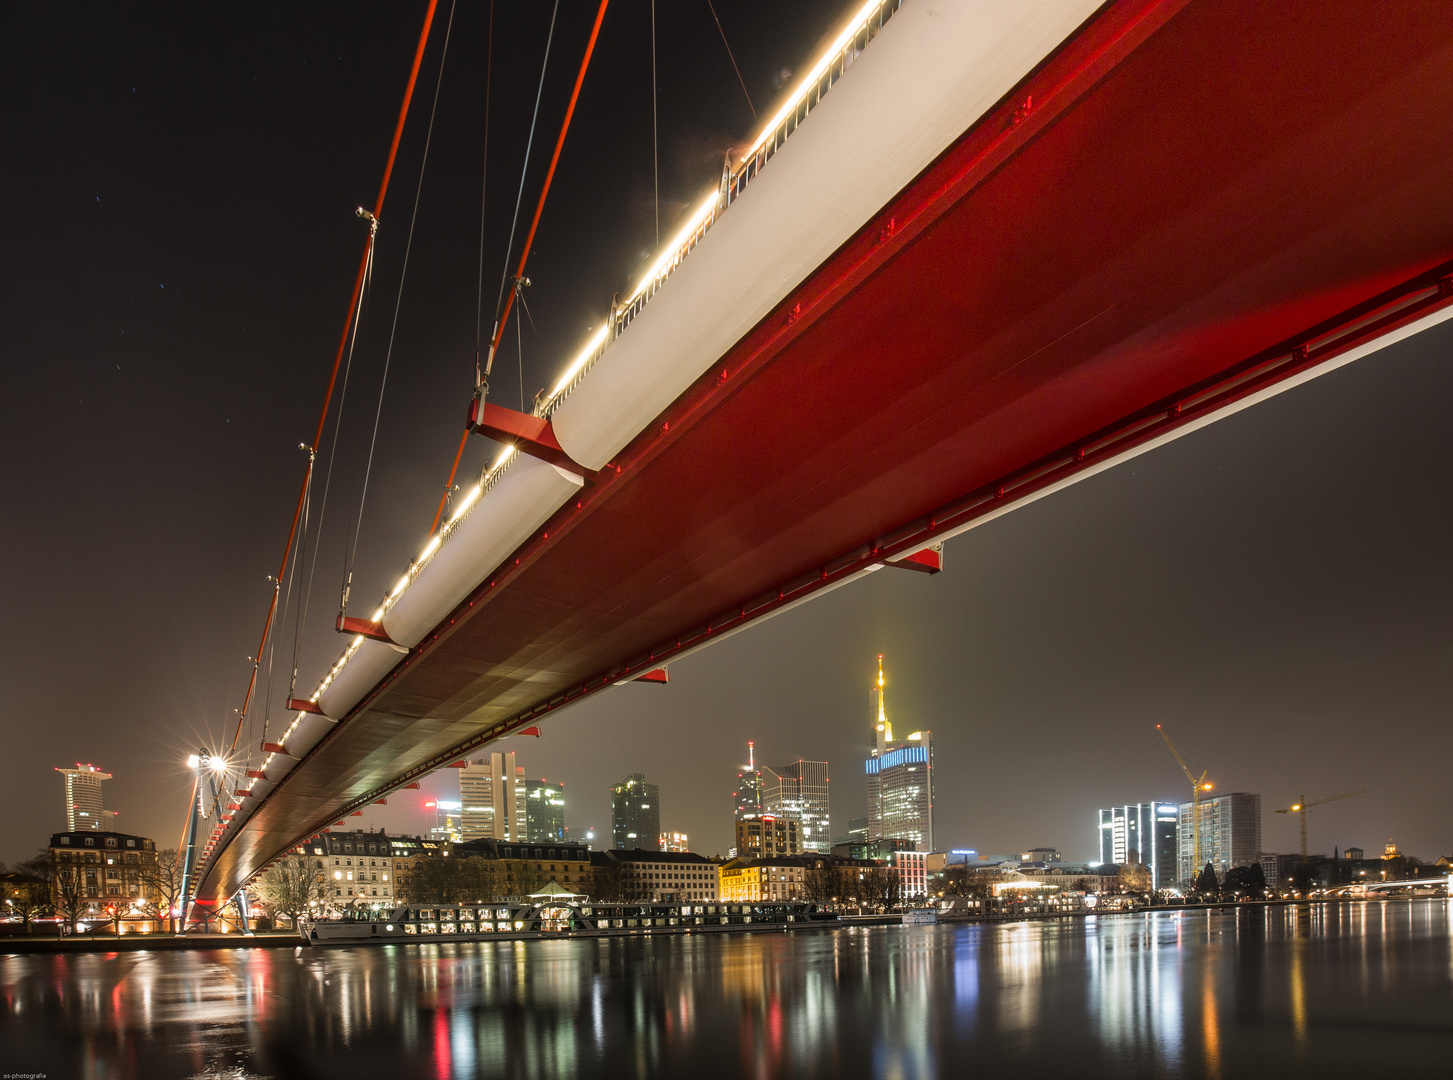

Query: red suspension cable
230;0;440;754
429;0;610;536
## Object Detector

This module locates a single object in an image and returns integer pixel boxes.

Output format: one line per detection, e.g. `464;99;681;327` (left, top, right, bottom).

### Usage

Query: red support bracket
336;615;406;652
260;742;292;756
374;798;388;805
884;545;943;574
234;788;252;798
635;668;670;684
350;810;363;817
468;400;583;473
287;697;330;716
447;760;469;768
404;782;421;789
246;770;267;780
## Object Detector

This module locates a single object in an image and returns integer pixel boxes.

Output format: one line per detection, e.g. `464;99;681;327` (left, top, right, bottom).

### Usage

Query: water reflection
2;900;1450;1078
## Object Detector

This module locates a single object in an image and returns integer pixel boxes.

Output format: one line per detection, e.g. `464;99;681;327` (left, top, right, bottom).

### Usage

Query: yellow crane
1275;790;1366;863
1157;725;1214;884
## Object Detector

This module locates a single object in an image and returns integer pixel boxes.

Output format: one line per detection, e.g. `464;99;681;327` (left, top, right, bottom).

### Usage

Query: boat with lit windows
301;891;838;946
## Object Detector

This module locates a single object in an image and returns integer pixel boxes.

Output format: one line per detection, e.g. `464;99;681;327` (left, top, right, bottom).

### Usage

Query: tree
5;855;54;932
507;860;547;896
804;862;841;904
583;861;625;902
53;860;88;933
137;849;185;932
1194;863;1220;897
1221;863;1266;899
1118;863;1152;895
1074;877;1095;895
399;854;503;904
253;857;328;926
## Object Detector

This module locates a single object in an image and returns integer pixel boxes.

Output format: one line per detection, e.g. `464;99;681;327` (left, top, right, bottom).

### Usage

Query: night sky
4;2;1451;870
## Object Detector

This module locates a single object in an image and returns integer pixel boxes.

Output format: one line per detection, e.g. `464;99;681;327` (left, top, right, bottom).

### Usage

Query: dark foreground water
2;901;1451;1079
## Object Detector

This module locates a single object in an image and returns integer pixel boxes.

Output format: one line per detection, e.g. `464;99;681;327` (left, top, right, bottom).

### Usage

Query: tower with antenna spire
865;656;934;851
733;741;762;821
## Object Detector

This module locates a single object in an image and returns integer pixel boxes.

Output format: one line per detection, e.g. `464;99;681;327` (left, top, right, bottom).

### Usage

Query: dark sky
3;2;1450;869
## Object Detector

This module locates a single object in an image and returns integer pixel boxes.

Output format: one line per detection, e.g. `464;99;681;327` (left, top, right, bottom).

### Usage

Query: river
2;900;1449;1078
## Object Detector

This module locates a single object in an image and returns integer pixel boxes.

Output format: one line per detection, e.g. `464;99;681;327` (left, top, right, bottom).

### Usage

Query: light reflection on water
1;900;1450;1079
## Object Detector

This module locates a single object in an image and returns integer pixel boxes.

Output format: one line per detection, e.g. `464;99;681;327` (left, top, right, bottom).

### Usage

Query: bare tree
583;862;625;902
1118;863;1152;895
253;857;327;927
3;857;51;932
137;849;185;932
53;861;88;933
804;862;841;904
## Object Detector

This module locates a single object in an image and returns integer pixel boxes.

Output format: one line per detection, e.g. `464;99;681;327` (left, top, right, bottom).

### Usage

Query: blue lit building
865;657;934;851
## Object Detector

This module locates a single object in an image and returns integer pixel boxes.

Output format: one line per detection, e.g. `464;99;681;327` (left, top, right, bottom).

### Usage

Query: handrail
534;0;903;419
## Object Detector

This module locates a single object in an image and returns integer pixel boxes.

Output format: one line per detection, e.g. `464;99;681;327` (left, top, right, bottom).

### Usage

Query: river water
1;901;1449;1079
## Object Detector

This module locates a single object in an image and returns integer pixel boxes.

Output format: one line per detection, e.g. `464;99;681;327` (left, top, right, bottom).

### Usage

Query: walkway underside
199;0;1453;902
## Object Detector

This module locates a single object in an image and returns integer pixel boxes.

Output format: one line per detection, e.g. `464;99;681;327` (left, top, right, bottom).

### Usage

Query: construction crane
1275;790;1366;863
1157;725;1214;884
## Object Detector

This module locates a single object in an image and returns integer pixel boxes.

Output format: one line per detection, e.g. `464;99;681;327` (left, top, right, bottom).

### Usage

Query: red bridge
192;0;1453;908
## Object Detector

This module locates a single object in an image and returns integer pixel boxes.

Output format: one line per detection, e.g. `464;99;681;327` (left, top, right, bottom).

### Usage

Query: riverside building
736;814;802;858
1098;803;1178;890
1177;792;1262;883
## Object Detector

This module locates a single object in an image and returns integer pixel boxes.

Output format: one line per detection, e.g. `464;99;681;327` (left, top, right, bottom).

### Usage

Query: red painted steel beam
468;401;582;472
335;616;404;650
286;698;329;716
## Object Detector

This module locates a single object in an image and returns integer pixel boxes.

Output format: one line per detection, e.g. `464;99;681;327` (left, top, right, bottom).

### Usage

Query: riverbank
0;931;302;955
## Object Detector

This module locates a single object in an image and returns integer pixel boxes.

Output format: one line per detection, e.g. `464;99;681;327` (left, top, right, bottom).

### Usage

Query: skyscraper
733;742;762;820
459;753;525;842
1177;792;1262;884
760;760;831;854
525;780;566;843
611;773;661;849
55;764;115;832
1098;803;1178;890
865;657;934;851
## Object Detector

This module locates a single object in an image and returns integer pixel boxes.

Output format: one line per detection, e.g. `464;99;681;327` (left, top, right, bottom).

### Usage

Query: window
85;838;95;846
60;836;71;845
106;838;117;848
126;839;135;848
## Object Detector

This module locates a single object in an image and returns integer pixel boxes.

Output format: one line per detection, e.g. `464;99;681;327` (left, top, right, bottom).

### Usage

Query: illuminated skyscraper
760;760;831;854
865;657;934;851
611;773;661;849
55;764;115;832
459;753;525;842
1098;803;1178;890
733;742;762;820
525;780;566;843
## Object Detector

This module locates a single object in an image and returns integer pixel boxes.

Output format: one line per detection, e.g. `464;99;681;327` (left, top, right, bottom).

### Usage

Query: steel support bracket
468;400;583;473
336;615;408;653
883;543;943;574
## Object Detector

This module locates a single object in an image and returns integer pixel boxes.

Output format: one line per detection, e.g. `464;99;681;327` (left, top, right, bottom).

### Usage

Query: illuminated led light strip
623;190;723;306
545;324;613;402
742;0;886;161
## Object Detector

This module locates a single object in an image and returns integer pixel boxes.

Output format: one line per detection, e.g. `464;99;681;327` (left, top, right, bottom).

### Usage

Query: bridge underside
201;0;1453;901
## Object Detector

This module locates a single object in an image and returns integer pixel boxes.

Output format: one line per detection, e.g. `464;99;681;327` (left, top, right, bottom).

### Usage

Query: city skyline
4;1;1452;871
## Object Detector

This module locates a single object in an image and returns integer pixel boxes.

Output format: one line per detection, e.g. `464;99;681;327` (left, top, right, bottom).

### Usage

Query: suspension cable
474;0;495;388
228;0;440;754
706;0;756;119
652;0;659;244
344;0;459;601
429;0;610;537
484;0;610;382
291;239;373;696
485;0;562;386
